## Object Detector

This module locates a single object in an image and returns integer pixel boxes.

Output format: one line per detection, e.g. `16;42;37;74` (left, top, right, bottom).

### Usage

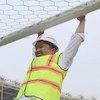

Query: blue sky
0;9;100;99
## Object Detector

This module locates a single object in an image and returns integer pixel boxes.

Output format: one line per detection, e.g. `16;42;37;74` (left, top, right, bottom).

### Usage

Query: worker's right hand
77;16;85;22
38;31;44;37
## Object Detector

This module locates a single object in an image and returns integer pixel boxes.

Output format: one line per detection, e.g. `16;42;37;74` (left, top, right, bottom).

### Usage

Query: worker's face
35;41;55;57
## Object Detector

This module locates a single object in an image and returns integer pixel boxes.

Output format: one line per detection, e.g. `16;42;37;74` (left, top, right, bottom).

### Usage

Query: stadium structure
0;76;19;100
0;76;96;100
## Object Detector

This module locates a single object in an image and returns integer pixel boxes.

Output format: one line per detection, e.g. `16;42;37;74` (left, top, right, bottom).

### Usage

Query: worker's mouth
35;51;43;57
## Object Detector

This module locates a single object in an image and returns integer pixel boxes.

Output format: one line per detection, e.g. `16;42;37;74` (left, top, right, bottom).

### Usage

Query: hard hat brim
33;39;59;52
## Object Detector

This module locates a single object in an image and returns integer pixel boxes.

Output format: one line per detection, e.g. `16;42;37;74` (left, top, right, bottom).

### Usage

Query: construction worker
16;16;85;100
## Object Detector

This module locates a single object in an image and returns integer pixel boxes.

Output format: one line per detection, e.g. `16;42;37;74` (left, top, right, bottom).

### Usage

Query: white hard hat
33;33;59;52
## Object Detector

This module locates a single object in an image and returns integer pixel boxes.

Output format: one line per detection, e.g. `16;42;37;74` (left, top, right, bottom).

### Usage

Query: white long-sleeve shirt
58;33;84;70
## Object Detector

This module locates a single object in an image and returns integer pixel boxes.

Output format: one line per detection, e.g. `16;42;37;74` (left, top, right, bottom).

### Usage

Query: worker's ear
51;48;56;54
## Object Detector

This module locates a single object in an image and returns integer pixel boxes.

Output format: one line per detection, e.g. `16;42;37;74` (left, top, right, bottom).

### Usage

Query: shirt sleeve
58;33;85;70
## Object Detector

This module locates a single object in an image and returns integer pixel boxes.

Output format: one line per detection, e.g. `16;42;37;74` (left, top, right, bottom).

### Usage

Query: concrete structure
0;76;19;100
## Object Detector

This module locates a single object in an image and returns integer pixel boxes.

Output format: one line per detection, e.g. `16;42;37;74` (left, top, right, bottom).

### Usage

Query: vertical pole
1;84;3;100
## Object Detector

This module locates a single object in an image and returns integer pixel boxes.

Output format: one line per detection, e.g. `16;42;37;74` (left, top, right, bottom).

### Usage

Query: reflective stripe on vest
27;66;65;79
22;78;61;92
16;54;68;100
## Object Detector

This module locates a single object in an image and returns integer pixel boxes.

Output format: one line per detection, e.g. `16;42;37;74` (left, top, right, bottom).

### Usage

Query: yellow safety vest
16;54;68;100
